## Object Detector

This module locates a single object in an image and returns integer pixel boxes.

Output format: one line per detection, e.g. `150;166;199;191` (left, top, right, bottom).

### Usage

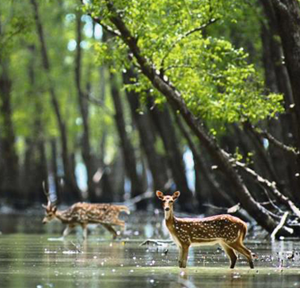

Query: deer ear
172;191;181;200
52;206;57;213
156;190;164;200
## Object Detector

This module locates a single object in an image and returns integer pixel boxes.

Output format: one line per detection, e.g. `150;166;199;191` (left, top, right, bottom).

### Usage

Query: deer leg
220;243;237;269
113;219;125;227
62;225;74;238
229;242;254;269
178;245;183;268
178;245;189;268
102;224;118;239
81;224;88;240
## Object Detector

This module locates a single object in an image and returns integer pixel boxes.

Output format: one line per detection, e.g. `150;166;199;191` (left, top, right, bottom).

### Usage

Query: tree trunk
267;119;297;201
74;10;97;201
243;122;279;183
175;114;235;210
148;100;194;211
23;45;48;205
260;0;300;200
50;139;60;203
109;72;145;208
30;0;81;201
123;71;170;207
23;138;48;205
269;0;300;150
0;59;19;203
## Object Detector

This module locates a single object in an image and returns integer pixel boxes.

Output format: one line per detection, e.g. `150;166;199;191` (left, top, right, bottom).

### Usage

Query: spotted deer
156;190;254;269
42;186;130;240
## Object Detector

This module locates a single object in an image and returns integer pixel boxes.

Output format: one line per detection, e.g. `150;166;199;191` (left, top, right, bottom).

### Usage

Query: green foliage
1;0;120;162
0;0;285;172
90;0;283;128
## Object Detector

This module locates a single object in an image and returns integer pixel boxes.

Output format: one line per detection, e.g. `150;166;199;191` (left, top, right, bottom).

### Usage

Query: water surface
0;213;299;288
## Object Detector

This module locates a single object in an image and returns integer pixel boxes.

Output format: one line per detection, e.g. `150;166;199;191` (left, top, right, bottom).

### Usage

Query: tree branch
160;18;219;72
88;14;121;37
244;122;299;158
261;130;299;157
234;160;300;218
271;212;292;240
164;64;196;72
79;0;121;37
261;188;284;214
84;94;114;116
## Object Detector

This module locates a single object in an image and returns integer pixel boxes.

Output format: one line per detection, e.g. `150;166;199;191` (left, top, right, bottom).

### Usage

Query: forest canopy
1;0;300;237
91;0;283;124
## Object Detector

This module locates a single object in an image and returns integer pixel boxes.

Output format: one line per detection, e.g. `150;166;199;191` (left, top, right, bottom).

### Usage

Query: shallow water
0;213;300;288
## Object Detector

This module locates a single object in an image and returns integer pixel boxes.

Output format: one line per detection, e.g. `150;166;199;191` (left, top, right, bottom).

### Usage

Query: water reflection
0;213;300;288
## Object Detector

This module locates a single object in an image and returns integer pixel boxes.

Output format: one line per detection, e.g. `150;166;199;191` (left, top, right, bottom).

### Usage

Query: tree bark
148;100;194;211
123;71;170;205
50;139;60;203
22;45;48;205
0;59;19;203
23;138;48;205
260;0;300;201
109;72;145;208
243;122;279;183
269;0;300;150
175;113;235;210
74;10;96;201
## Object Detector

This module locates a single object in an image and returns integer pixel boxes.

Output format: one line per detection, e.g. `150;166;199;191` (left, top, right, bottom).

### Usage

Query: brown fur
156;190;254;269
42;202;129;239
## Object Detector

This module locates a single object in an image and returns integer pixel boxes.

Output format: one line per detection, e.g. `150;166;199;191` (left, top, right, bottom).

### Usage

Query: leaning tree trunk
30;0;81;201
95;3;292;235
109;72;145;209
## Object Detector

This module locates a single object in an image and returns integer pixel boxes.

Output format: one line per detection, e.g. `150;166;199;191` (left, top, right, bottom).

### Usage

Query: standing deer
42;185;130;240
156;190;254;269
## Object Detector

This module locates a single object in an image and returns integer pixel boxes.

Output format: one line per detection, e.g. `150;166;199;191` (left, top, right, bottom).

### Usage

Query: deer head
156;190;180;219
42;181;57;224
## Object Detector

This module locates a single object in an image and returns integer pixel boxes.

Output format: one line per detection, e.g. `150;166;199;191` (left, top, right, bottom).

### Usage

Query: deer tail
240;222;247;241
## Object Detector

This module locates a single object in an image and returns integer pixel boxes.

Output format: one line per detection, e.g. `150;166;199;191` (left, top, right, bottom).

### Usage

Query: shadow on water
0;212;300;288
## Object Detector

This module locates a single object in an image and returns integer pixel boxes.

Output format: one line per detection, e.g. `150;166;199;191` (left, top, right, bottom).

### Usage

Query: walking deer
156;190;254;269
42;187;130;240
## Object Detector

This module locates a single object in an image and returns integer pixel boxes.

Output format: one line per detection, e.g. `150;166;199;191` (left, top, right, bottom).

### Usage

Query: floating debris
62;250;80;254
44;249;57;254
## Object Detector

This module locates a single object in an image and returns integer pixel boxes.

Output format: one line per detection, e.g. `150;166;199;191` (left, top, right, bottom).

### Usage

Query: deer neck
164;208;175;227
55;210;69;223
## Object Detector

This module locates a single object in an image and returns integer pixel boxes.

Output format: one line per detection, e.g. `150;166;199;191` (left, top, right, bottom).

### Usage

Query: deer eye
169;200;174;204
162;200;166;203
